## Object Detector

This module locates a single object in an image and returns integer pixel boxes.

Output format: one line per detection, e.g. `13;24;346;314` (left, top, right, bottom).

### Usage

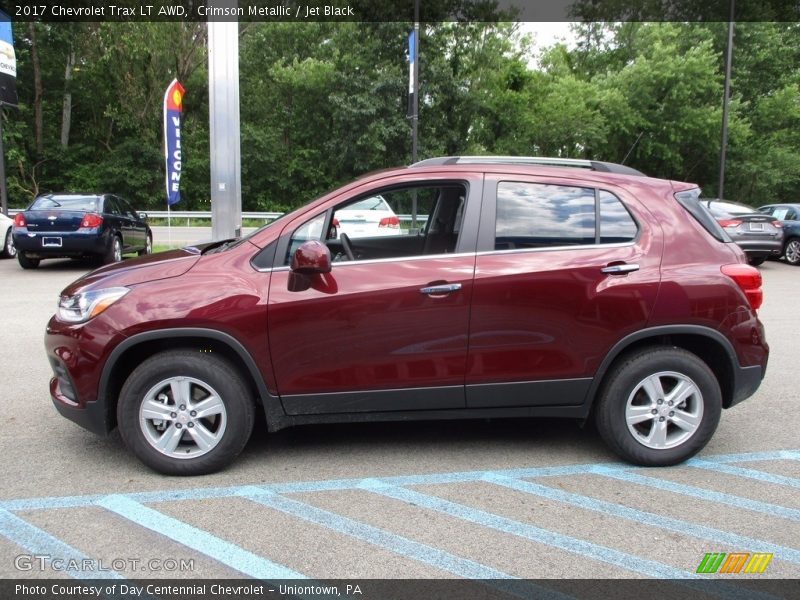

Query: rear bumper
734;239;783;258
13;229;109;257
729;363;766;408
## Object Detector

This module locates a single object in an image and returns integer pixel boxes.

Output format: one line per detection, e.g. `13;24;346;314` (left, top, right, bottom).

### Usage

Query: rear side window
674;189;731;243
495;183;638;250
496;182;595;249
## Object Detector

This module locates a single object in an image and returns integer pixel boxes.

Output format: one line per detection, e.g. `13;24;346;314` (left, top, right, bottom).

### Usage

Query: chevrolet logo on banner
696;552;773;574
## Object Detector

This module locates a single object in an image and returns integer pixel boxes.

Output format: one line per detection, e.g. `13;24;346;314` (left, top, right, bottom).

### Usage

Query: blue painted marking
3;449;799;512
593;467;800;522
357;479;696;579
693;450;800;464
483;474;800;564
0;508;124;580
688;459;800;489
238;487;574;600
96;495;306;580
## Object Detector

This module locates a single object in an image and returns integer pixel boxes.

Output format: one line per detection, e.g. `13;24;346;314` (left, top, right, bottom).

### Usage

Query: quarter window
599;191;638;243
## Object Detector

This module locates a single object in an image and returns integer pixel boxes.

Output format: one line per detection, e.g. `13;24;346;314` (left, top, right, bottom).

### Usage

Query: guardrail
6;209;429;227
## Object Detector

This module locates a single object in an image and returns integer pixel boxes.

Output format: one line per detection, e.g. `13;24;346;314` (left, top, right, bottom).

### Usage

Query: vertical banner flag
407;30;415;117
0;10;18;107
163;79;185;206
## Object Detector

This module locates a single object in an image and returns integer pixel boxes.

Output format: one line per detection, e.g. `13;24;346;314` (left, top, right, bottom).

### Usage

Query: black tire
138;233;153;256
747;256;766;267
1;228;15;258
784;237;800;266
104;235;123;264
594;346;721;466
17;252;40;269
117;350;255;475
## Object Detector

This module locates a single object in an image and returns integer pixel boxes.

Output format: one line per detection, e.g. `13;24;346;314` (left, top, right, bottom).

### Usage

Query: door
267;176;482;415
465;176;663;408
117;196;146;248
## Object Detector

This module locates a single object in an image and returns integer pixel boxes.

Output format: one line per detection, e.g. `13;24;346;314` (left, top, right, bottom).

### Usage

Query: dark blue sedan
12;193;152;269
758;203;800;266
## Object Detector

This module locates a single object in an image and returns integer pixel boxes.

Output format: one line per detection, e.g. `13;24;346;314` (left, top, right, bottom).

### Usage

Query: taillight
379;216;400;229
13;213;25;228
718;219;742;228
80;213;103;228
721;264;763;311
773;221;782;228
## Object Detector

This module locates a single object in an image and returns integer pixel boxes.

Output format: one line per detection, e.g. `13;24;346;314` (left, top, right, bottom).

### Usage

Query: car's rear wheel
784;237;800;266
17;252;39;269
2;229;16;258
104;235;123;264
117;350;255;475
138;233;153;256
595;347;721;466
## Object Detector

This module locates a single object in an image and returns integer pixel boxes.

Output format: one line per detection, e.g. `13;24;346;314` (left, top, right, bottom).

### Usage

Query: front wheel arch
99;329;279;431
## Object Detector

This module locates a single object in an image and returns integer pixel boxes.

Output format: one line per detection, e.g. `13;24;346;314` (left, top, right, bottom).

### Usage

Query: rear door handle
420;283;462;295
601;263;640;274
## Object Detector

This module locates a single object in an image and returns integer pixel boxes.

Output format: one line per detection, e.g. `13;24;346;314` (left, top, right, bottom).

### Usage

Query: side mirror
138;211;148;220
291;240;331;274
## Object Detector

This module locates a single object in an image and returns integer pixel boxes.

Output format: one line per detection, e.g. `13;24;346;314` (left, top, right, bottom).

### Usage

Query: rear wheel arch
587;326;738;410
99;329;278;430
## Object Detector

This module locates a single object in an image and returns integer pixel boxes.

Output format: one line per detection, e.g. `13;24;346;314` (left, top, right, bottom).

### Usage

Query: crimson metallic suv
45;157;769;475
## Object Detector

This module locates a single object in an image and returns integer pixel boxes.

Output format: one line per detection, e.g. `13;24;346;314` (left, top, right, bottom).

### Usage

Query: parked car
701;199;783;266
332;195;402;239
13;193;152;269
0;212;14;258
756;203;800;266
46;157;768;475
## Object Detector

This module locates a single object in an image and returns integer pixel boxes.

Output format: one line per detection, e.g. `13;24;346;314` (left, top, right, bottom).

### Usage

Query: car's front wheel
784;237;800;266
117;350;255;475
2;229;16;258
17;252;39;269
594;347;721;466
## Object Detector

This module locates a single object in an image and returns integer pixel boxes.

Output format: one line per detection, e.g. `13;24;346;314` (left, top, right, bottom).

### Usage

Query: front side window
286;213;326;262
495;182;595;250
283;183;468;265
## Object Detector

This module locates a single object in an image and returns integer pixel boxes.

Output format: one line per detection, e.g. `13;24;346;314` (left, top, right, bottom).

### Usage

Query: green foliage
3;18;799;212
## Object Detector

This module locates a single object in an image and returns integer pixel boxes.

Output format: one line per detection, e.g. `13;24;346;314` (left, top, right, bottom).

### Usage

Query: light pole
718;0;735;200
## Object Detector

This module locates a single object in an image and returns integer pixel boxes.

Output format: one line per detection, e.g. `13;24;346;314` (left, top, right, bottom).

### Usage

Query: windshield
31;196;99;211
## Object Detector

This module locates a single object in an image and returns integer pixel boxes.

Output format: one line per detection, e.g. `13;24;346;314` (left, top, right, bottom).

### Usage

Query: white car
0;212;15;258
333;196;401;238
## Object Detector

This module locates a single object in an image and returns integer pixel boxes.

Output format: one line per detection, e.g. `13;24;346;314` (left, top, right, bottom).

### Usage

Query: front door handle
601;263;640;275
420;283;462;295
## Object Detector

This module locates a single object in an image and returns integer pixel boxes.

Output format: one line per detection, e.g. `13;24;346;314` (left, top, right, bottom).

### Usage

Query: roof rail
410;156;645;176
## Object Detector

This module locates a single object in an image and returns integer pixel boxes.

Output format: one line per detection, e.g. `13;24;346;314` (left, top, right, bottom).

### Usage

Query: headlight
57;287;129;323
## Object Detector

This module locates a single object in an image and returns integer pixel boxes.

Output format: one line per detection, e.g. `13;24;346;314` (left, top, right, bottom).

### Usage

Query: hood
62;245;207;295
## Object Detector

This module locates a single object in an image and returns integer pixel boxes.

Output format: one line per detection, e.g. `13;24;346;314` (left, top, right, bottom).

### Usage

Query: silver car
702;199;783;266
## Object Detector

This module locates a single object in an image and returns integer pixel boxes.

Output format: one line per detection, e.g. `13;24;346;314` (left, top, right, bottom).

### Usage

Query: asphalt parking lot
0;254;797;593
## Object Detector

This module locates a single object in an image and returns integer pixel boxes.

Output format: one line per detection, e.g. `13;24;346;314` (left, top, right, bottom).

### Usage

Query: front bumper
50;376;112;435
46;314;124;435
